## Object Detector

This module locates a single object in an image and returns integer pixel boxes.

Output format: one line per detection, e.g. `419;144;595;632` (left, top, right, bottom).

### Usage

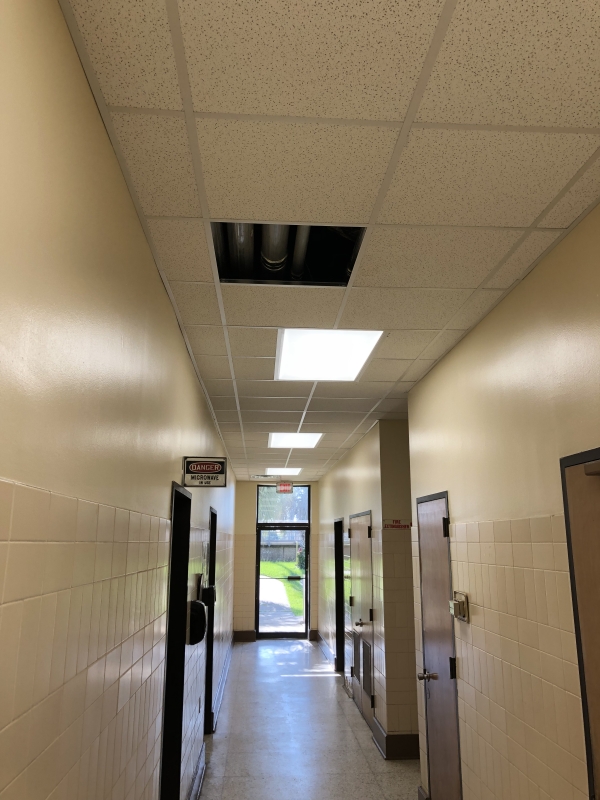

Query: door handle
417;670;438;681
354;619;365;627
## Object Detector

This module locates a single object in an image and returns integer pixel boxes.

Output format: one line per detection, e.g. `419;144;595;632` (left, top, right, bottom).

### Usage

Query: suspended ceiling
60;0;600;481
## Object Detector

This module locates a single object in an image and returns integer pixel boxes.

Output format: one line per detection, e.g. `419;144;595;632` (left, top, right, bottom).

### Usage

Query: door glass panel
258;529;306;633
257;485;309;523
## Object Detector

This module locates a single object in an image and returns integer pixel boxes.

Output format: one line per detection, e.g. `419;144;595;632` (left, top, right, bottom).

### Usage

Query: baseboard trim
233;630;256;642
371;717;420;760
211;636;232;731
418;787;429;800
308;629;319;641
313;630;335;665
188;742;206;800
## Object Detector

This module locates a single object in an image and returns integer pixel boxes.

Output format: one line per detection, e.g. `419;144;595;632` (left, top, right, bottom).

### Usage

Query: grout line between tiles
164;0;248;469
56;0;235;470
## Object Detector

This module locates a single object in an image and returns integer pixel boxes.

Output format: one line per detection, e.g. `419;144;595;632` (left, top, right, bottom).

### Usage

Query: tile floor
201;640;420;800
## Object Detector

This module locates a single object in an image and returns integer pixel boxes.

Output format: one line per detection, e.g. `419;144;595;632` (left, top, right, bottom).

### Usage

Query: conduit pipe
261;224;289;273
291;225;310;280
227;223;254;277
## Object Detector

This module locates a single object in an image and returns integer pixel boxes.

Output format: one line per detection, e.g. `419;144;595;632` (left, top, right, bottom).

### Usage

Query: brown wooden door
562;454;600;798
350;513;374;729
417;494;462;800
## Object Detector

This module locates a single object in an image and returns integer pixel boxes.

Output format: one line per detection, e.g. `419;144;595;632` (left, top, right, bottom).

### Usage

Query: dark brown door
350;512;374;729
561;452;600;799
417;494;462;800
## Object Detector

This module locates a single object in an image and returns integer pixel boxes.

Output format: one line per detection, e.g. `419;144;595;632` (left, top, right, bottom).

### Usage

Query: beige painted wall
318;421;417;735
233;481;319;633
408;204;600;798
0;1;234;797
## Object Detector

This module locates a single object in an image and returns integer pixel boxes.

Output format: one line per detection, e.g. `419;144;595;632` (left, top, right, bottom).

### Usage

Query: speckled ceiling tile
196;119;397;223
486;231;562;289
540;158;600;228
184;326;228;356
147;219;213;281
378;129;600;227
416;0;600;126
179;0;443;120
419;330;466;360
313;382;394;399
169;282;221;325
359;359;413;382
375;330;438;359
227;328;278;358
221;284;344;327
356;226;524;288
111;113;201;216
446;289;504;330
339;287;471;330
69;0;181;110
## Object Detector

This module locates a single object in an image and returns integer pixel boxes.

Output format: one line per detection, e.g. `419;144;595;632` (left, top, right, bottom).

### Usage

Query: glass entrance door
257;529;307;634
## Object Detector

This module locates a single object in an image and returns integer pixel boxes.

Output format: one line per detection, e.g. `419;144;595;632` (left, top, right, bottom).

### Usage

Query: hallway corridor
202;641;420;800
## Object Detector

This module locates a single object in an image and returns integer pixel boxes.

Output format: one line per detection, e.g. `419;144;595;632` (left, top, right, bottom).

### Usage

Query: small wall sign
276;481;293;494
383;519;412;530
183;457;227;488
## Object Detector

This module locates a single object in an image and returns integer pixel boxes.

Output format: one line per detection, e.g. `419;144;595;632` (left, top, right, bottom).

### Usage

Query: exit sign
276;482;293;494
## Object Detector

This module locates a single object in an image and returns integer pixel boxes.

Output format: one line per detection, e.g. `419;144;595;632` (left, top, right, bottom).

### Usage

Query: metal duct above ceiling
211;222;365;287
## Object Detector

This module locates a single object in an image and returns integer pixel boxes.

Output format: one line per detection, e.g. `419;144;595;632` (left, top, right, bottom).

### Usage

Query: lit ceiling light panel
265;467;302;475
268;432;323;448
275;329;383;381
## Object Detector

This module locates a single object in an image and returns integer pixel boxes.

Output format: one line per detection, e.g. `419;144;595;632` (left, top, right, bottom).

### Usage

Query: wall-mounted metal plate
449;590;469;622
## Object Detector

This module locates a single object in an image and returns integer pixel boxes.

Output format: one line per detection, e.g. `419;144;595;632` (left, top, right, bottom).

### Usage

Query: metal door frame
254;484;311;639
560;446;600;800
334;517;345;672
416;491;462;800
160;482;194;800
204;507;217;733
349;510;374;724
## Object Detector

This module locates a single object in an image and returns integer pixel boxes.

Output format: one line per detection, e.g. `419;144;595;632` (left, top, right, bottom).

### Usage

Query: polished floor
201;640;420;800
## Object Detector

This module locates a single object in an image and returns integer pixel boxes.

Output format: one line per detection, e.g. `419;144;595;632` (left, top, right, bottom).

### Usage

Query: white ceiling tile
486;231;562;289
378;129;600;227
340;287;471;329
447;289;505;330
239;397;307;412
185;326;227;356
204;379;235;396
221;285;344;327
211;396;238;411
308;398;375;413
359;359;412;382
240;411;303;424
170;282;221;325
374;330;438;359
236;380;313;398
387;382;415;397
69;0;181;109
401;360;435;382
215;410;240;423
196;118;396;223
377;398;408;413
356;226;524;288
195;355;232;380
416;0;600;127
420;330;466;360
303;412;366;425
313;381;393;399
111;114;201;216
232;358;275;381
228;327;278;357
180;0;443;120
314;381;394;399
244;422;299;432
148;219;213;282
539;159;600;229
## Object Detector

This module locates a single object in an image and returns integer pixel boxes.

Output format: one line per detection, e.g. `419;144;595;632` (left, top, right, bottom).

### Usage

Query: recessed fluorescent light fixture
265;468;302;475
268;432;323;448
275;329;383;381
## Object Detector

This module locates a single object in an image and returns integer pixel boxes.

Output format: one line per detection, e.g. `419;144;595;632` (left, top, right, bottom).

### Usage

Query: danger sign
183;457;227;487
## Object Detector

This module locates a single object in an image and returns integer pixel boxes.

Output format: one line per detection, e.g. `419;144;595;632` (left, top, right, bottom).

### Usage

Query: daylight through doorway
255;485;310;638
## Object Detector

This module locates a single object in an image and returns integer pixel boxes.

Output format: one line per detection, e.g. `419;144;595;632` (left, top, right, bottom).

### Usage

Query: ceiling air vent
211;222;365;287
